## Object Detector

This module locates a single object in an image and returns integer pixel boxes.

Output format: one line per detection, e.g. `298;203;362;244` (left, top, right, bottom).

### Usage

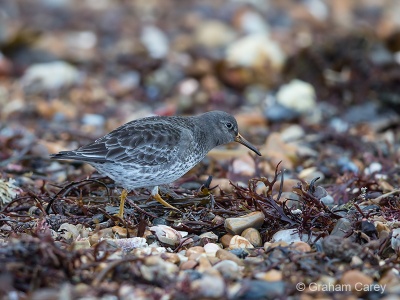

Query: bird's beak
234;133;262;156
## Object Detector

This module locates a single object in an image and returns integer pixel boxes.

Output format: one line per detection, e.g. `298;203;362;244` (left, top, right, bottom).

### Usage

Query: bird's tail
50;151;81;160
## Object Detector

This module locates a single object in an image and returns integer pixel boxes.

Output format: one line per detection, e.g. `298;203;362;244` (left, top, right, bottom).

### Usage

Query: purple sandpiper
51;111;261;216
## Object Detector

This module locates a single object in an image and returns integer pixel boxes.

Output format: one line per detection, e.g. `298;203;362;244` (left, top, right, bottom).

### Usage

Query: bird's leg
150;186;181;212
117;189;128;219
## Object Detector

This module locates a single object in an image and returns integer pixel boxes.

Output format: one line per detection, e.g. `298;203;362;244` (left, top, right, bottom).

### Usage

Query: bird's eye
226;122;233;129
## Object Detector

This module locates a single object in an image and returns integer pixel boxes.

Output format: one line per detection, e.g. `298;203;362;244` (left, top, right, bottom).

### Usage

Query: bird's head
202;111;261;156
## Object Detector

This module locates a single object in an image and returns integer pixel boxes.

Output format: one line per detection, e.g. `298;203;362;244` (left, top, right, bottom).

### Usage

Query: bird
51;110;261;217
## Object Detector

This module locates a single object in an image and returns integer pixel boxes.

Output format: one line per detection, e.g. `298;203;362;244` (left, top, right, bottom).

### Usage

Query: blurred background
0;0;399;187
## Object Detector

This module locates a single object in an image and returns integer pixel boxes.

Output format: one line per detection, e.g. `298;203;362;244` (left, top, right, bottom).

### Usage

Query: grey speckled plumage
51;111;261;191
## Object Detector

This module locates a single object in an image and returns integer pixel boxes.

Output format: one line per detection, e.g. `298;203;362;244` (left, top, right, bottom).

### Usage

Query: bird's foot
115;189;128;220
150;186;181;212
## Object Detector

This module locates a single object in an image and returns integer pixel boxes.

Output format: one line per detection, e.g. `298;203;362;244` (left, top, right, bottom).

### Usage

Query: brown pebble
186;246;205;257
264;241;288;250
208;256;221;265
72;239;91;250
197;255;212;272
241;228;262;247
229;235;254;249
375;221;390;239
291;241;311;252
188;253;203;261
379;269;400;292
89;228;113;245
255;269;282;281
224;211;265;235
180;260;198;270
216;249;244;266
340;270;373;296
273;178;299;193
212;215;225;225
112;226;137;238
220;234;233;248
144;255;162;266
161;253;180;265
199;231;218;242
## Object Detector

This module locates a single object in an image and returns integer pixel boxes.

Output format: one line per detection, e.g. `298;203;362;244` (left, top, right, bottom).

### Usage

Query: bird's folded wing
53;122;191;166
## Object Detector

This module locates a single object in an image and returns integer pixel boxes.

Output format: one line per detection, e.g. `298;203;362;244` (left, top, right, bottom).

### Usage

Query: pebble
339;270;373;296
191;273;225;299
337;156;359;173
220;234;234;248
320;194;334;205
112;226;137;238
224;211;265;235
199;231;218;243
232;279;286;300
194;20;236;48
322;236;362;262
180;260;198;270
375;221;390;239
364;162;382;175
254;269;282;281
188;252;203;261
208;256;221;266
361;220;377;237
276;79;316;114
140;25;169;59
280;124;305;142
226;34;285;70
272;228;317;244
111;237;147;252
140;259;179;282
241;228;262;247
213;260;241;280
59;223;90;240
89;228;113;245
279;192;300;208
161;252;180;265
264;101;299;123
216;249;244;266
291;241;311;252
244;256;263;264
264;241;289;250
310;185;328;199
298;167;325;183
229;235;254;249
149;225;183;246
261;133;298;169
72;239;91;250
197;254;212;272
331;218;352;238
379;269;400;293
391;228;400;252
186;246;205;257
203;243;221;257
232;157;256;176
350;256;363;267
21;61;80;91
210;215;224;226
229;248;249;259
81;114;105;127
272;178;300;193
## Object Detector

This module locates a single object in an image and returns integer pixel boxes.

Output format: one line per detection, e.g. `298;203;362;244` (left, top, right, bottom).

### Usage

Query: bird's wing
53;121;191;166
